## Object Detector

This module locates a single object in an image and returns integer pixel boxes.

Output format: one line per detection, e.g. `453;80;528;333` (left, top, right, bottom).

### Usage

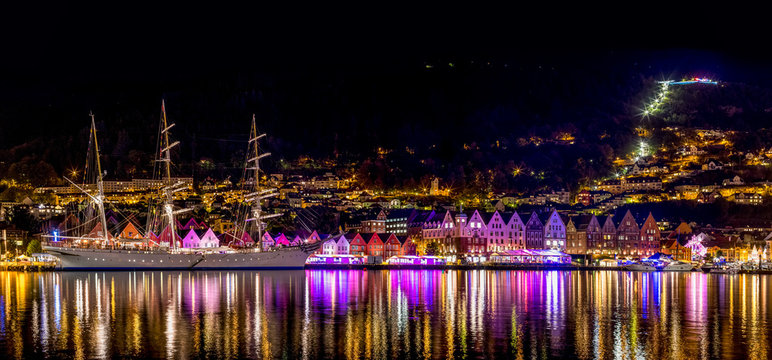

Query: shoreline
4;263;772;274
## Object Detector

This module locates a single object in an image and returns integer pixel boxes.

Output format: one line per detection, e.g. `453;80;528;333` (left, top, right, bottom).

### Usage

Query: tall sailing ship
43;102;320;269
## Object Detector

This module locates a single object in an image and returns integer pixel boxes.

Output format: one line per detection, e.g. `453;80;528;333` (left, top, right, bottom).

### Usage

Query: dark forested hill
2;50;772;192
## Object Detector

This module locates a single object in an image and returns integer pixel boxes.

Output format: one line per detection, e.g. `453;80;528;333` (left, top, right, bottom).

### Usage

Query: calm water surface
0;270;770;359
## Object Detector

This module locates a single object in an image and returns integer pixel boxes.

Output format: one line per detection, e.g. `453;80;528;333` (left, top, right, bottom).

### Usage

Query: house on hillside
702;159;724;171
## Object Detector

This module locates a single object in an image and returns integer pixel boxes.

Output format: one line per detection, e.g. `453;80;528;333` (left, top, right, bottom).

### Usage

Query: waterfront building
181;228;220;248
383;233;402;259
364;233;385;257
347;233;368;255
119;222;143;239
485;211;510;253
542;210;566;250
585;215;603;253
409;210;437;248
421;211;458;254
662;222;693;261
335;234;350;255
464;210;487;254
322;236;338;255
600;216;617;254
305;231;323;243
181;229;200;248
489;249;572;264
274;233;291;246
565;215;591;255
261;233;275;250
638;212;661;257
156;225;182;248
241;232;255;246
398;235;416;255
506;212;526;249
524;212;545;249
287;234;303;246
615;210;640;258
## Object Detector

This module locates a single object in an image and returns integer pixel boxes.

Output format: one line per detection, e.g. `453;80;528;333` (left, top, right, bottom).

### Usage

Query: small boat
623;263;656;271
662;261;694;272
700;263;713;273
711;264;739;274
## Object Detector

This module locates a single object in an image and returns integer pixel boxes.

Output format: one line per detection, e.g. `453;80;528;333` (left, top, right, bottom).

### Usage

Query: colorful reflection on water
0;270;770;359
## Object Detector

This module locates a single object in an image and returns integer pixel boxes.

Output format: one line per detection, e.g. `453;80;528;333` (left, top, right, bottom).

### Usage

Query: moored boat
44;106;322;270
623;262;656;271
661;261;694;271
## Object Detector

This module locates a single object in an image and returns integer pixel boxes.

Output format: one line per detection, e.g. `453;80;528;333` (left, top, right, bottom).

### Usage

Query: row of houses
419;209;666;259
421;209;564;255
318;233;417;258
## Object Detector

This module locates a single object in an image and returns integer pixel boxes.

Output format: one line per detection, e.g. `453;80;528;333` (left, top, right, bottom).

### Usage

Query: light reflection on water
0;270;770;359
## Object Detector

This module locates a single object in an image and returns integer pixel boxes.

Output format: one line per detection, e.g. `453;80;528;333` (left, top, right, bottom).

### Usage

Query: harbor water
0;270;770;359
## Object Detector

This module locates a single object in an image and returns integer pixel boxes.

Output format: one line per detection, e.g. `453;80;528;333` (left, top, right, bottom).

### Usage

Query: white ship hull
661;262;694;271
43;246;312;270
623;263;656;271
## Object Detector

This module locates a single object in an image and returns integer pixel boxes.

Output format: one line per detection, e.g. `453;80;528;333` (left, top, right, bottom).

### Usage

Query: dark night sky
1;4;769;158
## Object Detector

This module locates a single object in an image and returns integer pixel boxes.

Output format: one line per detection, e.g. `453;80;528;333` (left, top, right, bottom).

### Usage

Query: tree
26;239;42;255
424;242;440;256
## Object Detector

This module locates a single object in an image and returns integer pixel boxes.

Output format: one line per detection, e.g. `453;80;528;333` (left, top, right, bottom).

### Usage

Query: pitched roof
413;210;437;223
359;232;376;242
570;214;594;229
85;222;116;240
194;228;211;238
183;218;199;230
598;216;616;231
119;222;143;239
537;210;557;225
520;212;538;224
478;211;493;224
376;233;397;242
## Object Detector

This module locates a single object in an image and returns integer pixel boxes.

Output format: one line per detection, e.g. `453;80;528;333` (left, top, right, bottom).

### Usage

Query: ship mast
244;115;280;250
64;113;111;247
91;113;111;248
158;100;187;250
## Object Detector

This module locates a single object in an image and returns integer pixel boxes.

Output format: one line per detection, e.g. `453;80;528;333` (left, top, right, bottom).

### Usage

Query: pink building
181;228;220;248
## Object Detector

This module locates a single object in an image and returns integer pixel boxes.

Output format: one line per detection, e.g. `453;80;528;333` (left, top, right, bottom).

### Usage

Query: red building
347;233;368;255
398;236;417;256
383;233;402;259
638;212;661;257
361;210;387;233
576;190;592;206
156;225;182;248
364;233;384;257
615;210;640;258
585;216;602;252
